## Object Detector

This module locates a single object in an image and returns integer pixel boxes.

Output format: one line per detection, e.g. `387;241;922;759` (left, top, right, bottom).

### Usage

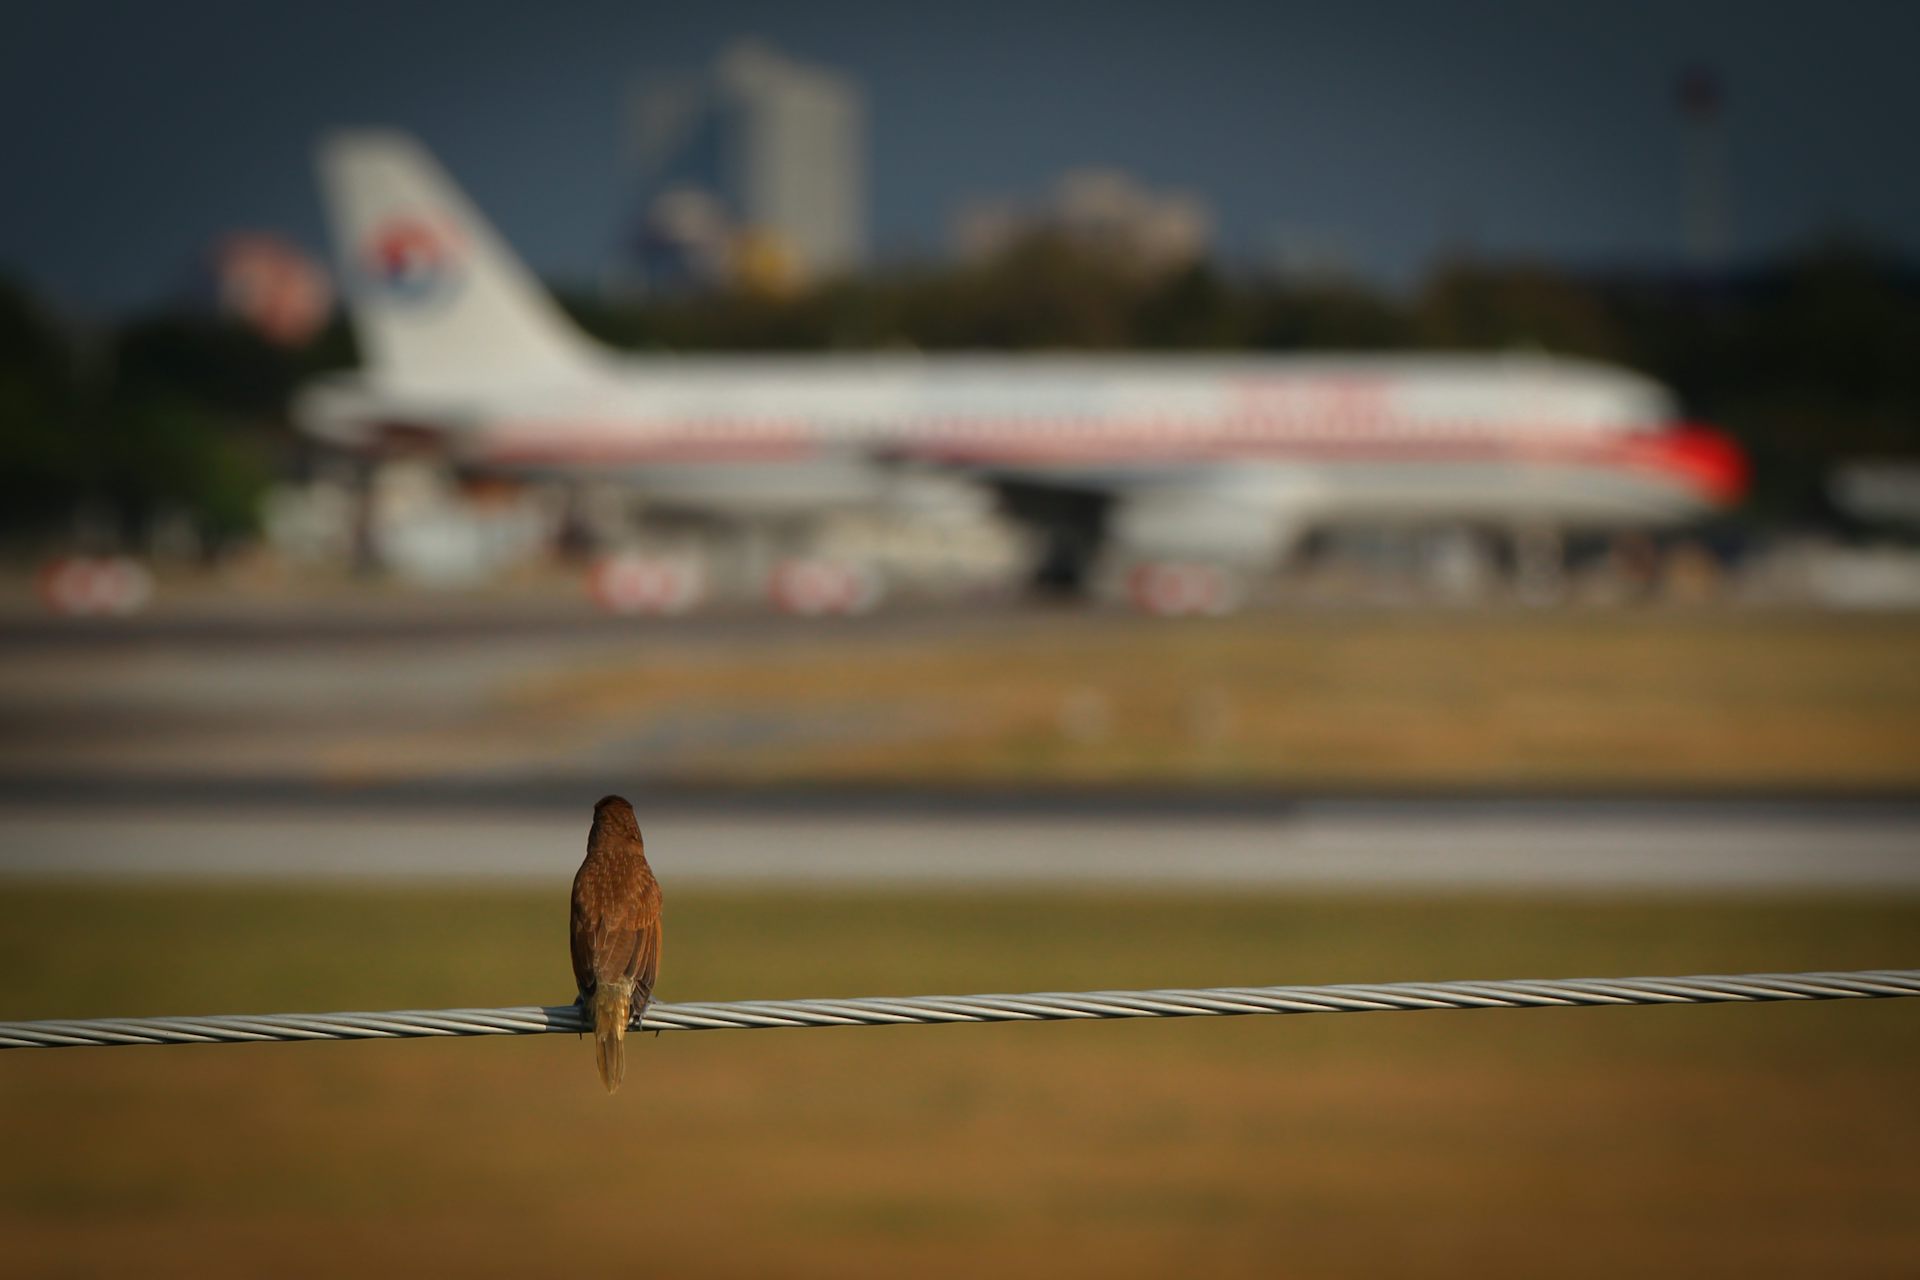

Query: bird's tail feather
592;982;633;1094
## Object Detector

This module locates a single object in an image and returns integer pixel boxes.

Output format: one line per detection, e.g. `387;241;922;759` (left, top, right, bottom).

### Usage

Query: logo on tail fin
360;217;463;305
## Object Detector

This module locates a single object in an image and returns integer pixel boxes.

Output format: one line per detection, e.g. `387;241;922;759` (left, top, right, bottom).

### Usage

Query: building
952;168;1211;274
629;40;867;291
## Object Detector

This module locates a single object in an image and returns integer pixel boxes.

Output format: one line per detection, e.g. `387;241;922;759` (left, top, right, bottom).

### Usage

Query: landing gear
997;484;1110;599
1511;524;1566;606
1033;524;1103;597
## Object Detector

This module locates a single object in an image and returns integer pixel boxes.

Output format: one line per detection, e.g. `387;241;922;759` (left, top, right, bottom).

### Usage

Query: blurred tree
0;280;292;550
0;277;84;539
113;314;303;416
1415;257;1625;357
97;397;273;545
919;232;1145;349
1244;280;1410;350
1132;264;1245;348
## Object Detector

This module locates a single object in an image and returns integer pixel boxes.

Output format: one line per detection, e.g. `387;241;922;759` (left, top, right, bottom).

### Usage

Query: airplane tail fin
316;130;603;390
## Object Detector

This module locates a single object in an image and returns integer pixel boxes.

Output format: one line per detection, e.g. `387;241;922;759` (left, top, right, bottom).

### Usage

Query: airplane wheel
1126;562;1245;617
587;554;705;615
37;556;154;617
768;559;883;616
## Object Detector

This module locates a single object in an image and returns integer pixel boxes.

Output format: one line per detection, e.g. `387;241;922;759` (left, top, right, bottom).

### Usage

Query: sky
3;0;1918;312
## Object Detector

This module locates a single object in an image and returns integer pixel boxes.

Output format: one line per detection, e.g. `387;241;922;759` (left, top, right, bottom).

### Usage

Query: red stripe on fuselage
475;418;1749;506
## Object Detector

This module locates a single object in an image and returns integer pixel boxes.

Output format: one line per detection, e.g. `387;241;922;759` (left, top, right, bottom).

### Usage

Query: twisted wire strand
2;969;1915;1051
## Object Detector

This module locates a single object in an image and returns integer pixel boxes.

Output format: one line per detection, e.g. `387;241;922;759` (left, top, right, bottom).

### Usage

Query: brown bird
569;795;663;1093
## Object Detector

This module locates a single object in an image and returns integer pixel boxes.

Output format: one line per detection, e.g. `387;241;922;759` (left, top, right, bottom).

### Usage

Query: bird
569;795;663;1094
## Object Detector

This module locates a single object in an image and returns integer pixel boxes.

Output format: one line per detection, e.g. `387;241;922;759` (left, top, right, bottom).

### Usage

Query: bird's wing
569;893;597;997
581;886;660;993
629;902;662;1006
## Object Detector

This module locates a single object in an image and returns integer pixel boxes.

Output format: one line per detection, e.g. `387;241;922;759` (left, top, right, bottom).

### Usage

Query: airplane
296;131;1748;611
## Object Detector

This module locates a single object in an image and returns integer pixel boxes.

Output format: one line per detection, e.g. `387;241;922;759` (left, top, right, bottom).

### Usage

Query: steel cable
2;969;1915;1050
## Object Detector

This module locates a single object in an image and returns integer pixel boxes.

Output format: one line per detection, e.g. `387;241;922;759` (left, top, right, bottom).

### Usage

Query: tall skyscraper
629;40;867;291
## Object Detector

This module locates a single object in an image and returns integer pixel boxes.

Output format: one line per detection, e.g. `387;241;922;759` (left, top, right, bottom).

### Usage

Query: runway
3;795;1915;890
4;601;1915;890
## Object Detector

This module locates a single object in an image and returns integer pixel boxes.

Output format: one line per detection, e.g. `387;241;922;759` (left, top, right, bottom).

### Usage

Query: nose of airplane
1637;423;1751;507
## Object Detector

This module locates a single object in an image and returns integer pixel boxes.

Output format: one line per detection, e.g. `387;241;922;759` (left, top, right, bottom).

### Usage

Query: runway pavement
4;599;1915;891
3;794;1915;890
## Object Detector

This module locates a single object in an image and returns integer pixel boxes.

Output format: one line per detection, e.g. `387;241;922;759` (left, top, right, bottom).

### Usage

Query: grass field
2;884;1917;1277
498;611;1920;788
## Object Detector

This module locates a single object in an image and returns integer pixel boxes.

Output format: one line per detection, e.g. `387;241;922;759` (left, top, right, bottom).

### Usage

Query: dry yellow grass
501;611;1920;787
1;884;1916;1278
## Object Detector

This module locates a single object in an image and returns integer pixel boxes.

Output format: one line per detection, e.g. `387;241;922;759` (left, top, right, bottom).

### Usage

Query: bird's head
592;794;641;836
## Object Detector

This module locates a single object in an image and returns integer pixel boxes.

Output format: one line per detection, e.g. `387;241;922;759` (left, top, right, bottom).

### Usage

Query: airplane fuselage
301;350;1745;534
